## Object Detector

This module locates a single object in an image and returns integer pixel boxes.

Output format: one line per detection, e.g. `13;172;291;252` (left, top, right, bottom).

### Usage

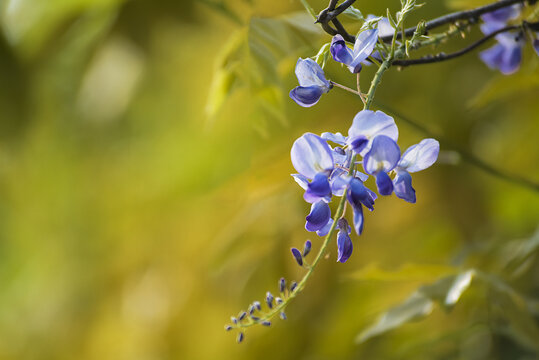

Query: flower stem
235;193;349;330
364;58;391;110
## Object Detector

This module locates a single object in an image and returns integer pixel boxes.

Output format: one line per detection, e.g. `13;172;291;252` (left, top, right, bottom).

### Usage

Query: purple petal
498;44;522;75
291;133;334;179
347;177;375;211
393;170;416;203
351;29;379;66
375;171;394;196
480;42;522;75
480;43;505;70
291;174;309;190
480;21;506;36
348;110;398;155
352;204;364;235
481;4;521;25
336;218;353;263
330;168;351;197
534;38;539;57
321;132;347;145
330;34;354;66
304;173;332;203
295;58;330;88
353;171;370;182
398;138;439;173
377;17;394;38
316;218;333;237
289;85;325;107
363;135;401;174
305;200;331;232
349;135;369;154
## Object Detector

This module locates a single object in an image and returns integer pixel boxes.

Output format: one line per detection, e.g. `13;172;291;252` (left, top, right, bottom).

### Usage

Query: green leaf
357;270;475;342
298;0;317;20
468;69;539;109
443;270;474;307
342;6;364;21
205;12;322;121
357;292;434;343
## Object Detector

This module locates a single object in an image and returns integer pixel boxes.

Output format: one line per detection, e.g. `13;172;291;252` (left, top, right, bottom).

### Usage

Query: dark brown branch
392;22;533;67
316;0;533;44
381;0;536;43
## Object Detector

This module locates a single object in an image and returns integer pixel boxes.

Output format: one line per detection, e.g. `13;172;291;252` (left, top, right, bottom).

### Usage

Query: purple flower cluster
479;5;539;74
290;110;439;263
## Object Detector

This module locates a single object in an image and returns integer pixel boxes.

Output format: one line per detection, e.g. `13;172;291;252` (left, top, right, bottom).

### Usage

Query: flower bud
237;332;244;343
279;277;286;293
266;292;274;309
291;247;303;266
303;240;312;256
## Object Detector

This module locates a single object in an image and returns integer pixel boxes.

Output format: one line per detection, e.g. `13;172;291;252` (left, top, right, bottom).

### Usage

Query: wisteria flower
479;5;527;75
289;58;332;107
291;133;334;203
363;135;401;196
479;32;524;75
365;15;395;38
330;29;379;73
393;139;440;203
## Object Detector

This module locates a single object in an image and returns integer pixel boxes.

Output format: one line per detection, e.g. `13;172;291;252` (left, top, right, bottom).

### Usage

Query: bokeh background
0;0;538;359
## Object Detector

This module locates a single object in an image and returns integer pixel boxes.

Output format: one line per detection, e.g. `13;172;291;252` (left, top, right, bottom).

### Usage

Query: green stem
364;58;391;110
236;177;350;330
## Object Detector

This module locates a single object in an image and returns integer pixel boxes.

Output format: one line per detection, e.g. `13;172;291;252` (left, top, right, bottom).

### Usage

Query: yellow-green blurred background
0;0;538;359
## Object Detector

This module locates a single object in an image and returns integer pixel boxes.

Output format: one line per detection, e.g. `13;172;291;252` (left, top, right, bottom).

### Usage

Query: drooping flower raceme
330;29;379;73
289;110;439;264
289;58;332;107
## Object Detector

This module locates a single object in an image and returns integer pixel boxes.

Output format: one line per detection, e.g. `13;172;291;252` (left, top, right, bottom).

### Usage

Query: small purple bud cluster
224;277;299;342
290;110;440;263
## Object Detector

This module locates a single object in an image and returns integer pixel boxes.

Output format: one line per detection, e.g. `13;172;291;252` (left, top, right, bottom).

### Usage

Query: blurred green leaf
358;270;475;342
468;69;539;109
343;6;364;21
205;12;322;122
357;292;434;343
346;262;456;282
298;0;317;20
1;0;125;59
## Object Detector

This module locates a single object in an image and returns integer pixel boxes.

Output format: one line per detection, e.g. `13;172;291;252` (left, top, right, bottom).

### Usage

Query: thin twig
381;0;537;42
392;22;533;67
316;0;533;44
